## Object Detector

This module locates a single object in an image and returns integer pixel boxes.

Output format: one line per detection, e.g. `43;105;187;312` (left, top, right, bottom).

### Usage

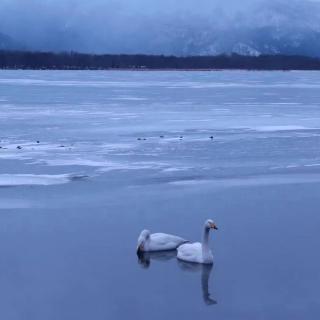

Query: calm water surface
0;70;320;319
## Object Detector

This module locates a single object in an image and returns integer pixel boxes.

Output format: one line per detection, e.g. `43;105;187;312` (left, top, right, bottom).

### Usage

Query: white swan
177;219;218;264
136;229;188;253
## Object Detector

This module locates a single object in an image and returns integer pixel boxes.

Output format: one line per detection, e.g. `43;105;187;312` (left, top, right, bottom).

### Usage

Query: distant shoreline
1;50;320;71
0;68;299;72
0;68;303;72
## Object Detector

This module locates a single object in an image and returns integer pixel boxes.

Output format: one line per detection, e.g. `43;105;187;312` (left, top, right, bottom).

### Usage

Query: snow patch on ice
252;125;316;132
169;173;320;188
0;174;87;187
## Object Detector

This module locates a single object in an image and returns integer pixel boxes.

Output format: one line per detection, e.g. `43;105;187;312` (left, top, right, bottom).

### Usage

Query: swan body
177;242;213;264
137;230;188;253
177;219;218;265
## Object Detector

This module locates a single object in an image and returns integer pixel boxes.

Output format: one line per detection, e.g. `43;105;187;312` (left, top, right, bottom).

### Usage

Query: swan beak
210;223;218;230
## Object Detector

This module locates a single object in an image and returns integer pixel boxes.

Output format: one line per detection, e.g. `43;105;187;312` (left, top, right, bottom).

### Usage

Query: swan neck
202;226;210;252
202;224;214;263
144;235;151;251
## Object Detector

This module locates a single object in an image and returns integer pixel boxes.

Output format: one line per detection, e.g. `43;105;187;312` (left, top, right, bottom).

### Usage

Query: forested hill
1;51;320;70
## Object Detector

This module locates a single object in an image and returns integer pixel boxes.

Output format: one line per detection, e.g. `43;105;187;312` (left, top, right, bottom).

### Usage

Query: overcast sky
1;0;319;54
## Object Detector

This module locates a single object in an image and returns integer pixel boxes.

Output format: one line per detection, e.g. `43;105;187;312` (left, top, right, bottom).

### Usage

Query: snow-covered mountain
132;0;320;56
171;26;320;57
180;0;320;57
1;0;320;57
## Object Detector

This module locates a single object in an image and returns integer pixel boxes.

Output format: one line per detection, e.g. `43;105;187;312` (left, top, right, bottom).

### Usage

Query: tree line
1;50;320;70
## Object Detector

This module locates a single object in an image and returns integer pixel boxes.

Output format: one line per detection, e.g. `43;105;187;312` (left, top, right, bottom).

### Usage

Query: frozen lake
1;70;320;319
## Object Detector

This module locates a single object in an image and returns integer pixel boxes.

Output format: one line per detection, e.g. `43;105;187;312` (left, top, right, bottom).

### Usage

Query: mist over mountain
1;0;320;56
0;32;23;50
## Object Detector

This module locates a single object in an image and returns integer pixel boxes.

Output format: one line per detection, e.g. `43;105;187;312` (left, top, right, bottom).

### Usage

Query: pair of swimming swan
137;219;218;264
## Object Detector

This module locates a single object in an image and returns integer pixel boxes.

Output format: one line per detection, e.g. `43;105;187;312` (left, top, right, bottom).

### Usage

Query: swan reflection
177;260;217;305
137;250;176;268
137;251;217;305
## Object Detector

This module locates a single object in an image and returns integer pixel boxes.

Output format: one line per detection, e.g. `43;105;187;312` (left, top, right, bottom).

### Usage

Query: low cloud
1;0;320;56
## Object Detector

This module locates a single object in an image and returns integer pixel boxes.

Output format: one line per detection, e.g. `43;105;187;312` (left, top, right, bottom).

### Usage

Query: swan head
137;229;151;253
205;219;218;230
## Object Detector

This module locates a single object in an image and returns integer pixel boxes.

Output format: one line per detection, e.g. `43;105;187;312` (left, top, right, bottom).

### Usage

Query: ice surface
1;70;320;181
1;70;320;320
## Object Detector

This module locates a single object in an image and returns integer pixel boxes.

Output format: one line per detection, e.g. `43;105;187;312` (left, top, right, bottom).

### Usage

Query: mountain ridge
1;0;320;57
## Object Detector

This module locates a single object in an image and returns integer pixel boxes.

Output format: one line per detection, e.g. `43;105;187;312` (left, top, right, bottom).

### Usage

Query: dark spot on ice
36;141;40;143
17;146;22;149
69;174;89;181
140;175;203;185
